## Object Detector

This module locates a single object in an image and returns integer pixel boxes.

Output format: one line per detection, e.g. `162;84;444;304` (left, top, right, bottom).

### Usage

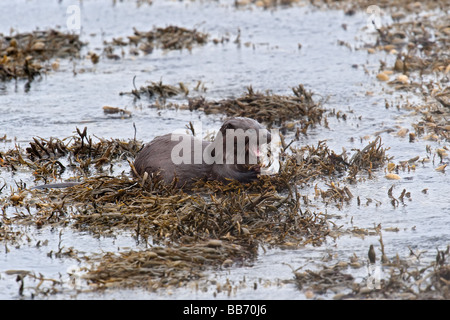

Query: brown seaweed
103;26;208;58
188;85;323;128
84;240;255;290
0;29;84;83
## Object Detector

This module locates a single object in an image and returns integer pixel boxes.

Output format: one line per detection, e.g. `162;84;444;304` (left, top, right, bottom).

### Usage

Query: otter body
134;134;213;185
134;117;270;187
33;117;271;190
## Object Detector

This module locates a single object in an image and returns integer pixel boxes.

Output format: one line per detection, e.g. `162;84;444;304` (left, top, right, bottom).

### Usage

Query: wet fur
133;117;270;187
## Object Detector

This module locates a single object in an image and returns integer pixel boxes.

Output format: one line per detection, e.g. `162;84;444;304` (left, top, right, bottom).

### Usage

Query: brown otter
133;117;271;187
33;117;271;190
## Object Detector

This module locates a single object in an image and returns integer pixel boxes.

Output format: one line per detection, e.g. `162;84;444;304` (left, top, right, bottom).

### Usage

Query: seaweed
188;85;323;128
290;244;450;300
103;26;208;59
0;132;392;293
0;127;141;183
84;240;256;290
0;29;84;83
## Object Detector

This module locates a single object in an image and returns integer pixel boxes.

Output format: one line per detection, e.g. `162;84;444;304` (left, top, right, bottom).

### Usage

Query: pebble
377;72;389;81
385;173;401;180
31;41;45;51
397;74;409;84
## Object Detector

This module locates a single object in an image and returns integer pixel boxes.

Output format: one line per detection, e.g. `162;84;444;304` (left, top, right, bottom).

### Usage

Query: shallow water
0;0;448;299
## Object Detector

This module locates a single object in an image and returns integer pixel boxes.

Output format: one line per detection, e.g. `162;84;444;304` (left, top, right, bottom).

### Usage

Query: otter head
214;117;271;172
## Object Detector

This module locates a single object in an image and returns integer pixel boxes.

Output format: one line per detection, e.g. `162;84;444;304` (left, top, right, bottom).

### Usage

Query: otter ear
225;122;234;129
221;122;234;132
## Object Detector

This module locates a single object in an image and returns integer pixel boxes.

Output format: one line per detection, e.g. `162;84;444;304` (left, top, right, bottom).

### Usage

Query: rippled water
0;0;448;299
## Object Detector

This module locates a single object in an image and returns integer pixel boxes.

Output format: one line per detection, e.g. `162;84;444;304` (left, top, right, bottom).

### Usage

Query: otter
33;117;271;190
133;117;271;188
